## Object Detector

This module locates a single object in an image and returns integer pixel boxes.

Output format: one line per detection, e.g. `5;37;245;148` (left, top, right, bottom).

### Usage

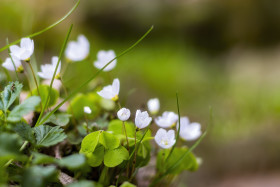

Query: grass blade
0;0;80;53
37;26;154;126
164;92;181;164
35;24;73;126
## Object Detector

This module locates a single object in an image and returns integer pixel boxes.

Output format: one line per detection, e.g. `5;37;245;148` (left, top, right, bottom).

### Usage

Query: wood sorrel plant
0;1;207;186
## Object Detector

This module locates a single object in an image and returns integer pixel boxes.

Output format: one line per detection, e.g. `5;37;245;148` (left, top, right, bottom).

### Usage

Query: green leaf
0;133;24;164
108;120;136;138
68;93;100;119
66;180;100;187
104;146;129;167
13;122;36;144
32;152;56;165
99;131;120;150
157;147;199;174
87;145;105;167
22;166;58;187
7;96;41;122
34;125;66;147
80;131;101;153
46;113;71;126
31;85;59;109
120;182;136;187
1;81;22;111
57;154;86;170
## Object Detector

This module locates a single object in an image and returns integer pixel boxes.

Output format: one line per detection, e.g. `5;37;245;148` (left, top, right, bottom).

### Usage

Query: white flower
65;35;90;62
135;110;152;129
147;98;160;114
155;111;178;128
2;56;23;72
97;78;120;101
84;106;92;114
38;56;61;80
10;38;34;61
178;117;202;141
155;128;176;149
117;108;131;121
94;50;117;71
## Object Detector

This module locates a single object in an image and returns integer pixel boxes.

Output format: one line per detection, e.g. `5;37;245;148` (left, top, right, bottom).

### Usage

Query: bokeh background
1;0;280;186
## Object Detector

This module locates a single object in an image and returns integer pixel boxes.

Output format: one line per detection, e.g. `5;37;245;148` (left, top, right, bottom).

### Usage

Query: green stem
35;24;73;126
116;126;150;186
3;68;11;81
164;93;181;164
23;70;33;95
3;141;28;168
28;62;42;109
84;113;89;134
131;129;138;178
6;38;19;81
60;77;78;127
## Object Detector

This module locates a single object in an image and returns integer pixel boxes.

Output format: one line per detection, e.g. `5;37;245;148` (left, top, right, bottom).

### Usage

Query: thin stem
3;141;28;168
116;100;130;177
3;68;11;81
116;126;150;186
84;113;89;134
122;121;130;151
35;24;73;126
6;38;19;81
23;70;33;95
123;121;130;177
164;93;181;164
28;62;42;109
60;78;78;128
131;129;138;177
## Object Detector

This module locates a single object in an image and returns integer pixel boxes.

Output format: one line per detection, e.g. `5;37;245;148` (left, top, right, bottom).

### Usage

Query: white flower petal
147;98;160;114
155;111;178;128
135;110;152;129
112;78;120;96
84;106;92;114
117;108;131;121
179;121;202;141
38;56;61;80
10;38;34;60
155;128;176;149
94;50;117;71
97;78;120;100
65;34;90;62
2;57;22;71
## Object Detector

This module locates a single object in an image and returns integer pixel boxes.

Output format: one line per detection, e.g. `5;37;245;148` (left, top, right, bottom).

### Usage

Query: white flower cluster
97;79;152;129
146;98;202;149
96;78;202;150
3;35;118;81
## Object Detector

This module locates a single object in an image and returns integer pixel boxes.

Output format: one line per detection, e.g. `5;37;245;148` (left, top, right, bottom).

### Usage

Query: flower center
112;95;119;102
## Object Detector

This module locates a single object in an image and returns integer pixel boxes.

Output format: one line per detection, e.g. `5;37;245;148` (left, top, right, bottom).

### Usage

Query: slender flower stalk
117;106;131;176
83;106;91;133
23;70;33;95
131;128;138;177
28;61;42;109
60;77;78;127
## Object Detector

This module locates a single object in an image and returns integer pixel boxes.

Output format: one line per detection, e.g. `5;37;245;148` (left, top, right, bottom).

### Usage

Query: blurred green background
1;0;280;186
